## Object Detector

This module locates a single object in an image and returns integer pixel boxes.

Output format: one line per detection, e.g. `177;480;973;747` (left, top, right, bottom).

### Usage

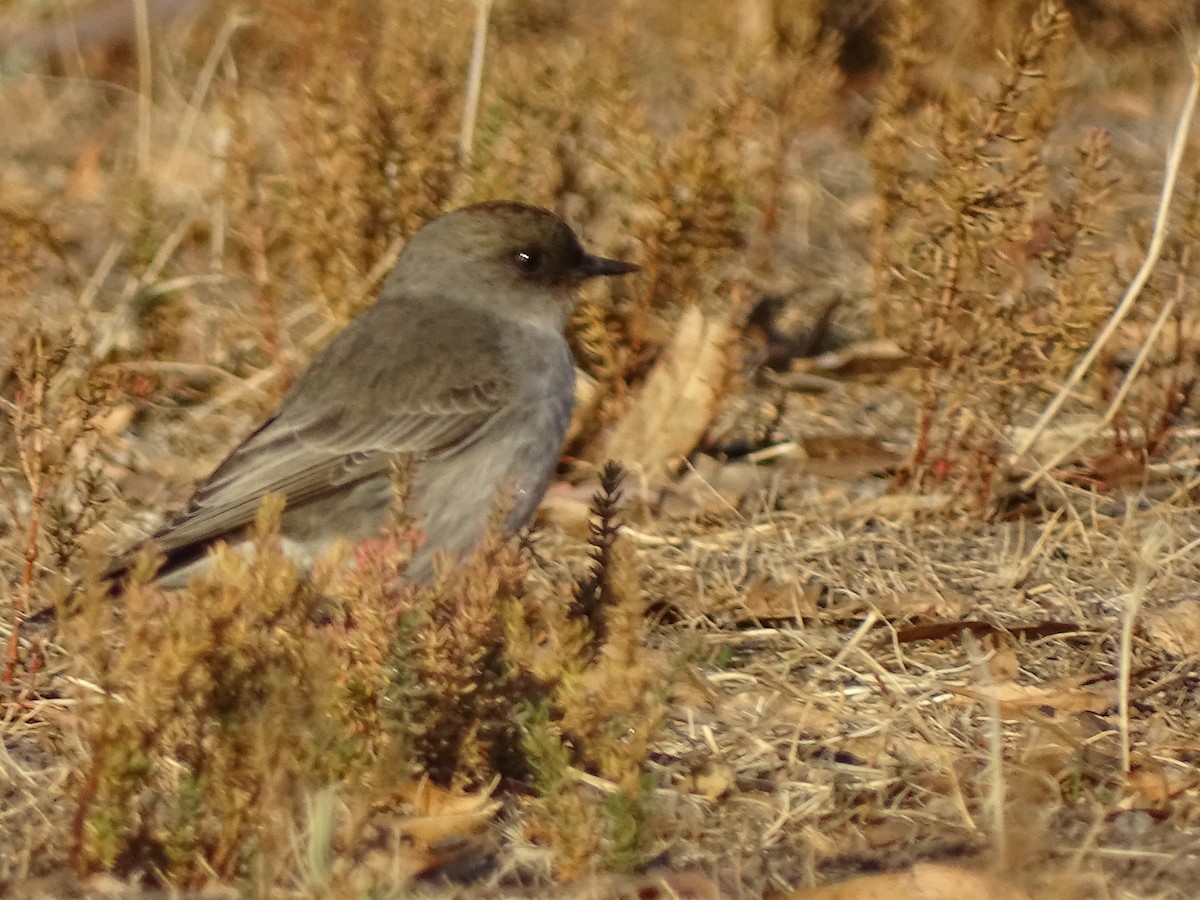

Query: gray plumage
104;201;638;587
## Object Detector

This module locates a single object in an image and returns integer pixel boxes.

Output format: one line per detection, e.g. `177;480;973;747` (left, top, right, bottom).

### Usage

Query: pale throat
497;290;572;333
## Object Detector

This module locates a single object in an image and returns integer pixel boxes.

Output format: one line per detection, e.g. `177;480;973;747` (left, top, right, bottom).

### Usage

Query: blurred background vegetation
2;0;1200;896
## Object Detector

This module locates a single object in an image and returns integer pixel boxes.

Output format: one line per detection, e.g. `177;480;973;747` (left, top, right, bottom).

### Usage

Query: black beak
578;253;640;279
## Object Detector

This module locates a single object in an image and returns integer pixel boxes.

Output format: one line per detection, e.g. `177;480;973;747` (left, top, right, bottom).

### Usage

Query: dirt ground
1;1;1199;898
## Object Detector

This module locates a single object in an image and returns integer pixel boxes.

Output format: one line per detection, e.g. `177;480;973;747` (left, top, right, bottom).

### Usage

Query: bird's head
390;201;639;328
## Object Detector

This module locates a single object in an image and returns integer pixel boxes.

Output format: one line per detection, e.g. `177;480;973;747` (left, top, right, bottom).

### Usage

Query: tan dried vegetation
1;0;1199;897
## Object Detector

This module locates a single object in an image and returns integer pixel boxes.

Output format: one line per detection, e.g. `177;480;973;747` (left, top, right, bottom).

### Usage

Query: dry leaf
795;435;902;479
65;131;111;202
954;680;1114;715
396;779;501;847
1007;419;1101;469
762;369;842;392
1061;449;1153;492
595;304;736;482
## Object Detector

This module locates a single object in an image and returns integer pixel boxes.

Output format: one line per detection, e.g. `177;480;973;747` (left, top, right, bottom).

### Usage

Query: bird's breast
407;330;575;552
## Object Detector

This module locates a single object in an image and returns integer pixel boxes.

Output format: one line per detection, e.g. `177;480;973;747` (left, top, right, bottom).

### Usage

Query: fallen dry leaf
952;680;1115;716
535;488;594;536
595;304;737;482
1060;448;1156;492
795;435;902;479
395;778;501;847
65;129;113;202
762;369;843;392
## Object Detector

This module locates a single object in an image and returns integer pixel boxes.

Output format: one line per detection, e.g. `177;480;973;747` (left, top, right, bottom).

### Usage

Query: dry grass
2;0;1200;897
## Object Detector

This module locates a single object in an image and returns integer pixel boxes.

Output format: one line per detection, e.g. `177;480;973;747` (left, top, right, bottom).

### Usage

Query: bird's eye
514;248;544;274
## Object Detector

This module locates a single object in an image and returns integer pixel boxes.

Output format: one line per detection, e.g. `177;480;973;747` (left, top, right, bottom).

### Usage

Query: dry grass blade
459;0;494;166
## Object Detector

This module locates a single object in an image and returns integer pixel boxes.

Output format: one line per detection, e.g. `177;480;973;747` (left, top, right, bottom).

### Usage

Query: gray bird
104;201;638;588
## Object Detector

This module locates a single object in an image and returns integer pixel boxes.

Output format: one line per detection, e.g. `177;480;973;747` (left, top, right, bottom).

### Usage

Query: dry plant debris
2;0;1200;897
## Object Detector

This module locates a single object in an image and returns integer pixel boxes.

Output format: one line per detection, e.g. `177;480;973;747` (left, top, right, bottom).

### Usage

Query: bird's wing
110;370;509;573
